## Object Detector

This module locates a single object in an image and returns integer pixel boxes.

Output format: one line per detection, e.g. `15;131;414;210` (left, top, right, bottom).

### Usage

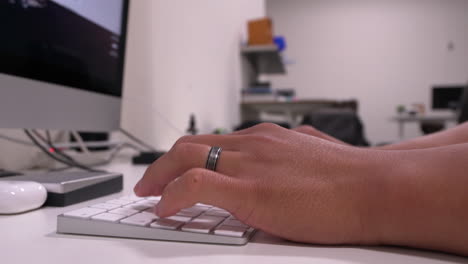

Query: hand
134;123;384;245
293;125;349;146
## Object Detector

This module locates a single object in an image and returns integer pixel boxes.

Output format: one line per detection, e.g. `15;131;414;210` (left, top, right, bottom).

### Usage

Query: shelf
241;45;286;74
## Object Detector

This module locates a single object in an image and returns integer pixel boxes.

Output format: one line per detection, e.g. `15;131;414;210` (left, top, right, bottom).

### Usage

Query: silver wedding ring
205;146;222;172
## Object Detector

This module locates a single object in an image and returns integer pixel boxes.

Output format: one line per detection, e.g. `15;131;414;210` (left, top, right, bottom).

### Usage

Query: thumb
155;168;256;222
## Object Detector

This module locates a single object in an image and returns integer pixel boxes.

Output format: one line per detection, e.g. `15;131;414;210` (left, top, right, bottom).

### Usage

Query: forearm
376;122;468;150
372;143;468;255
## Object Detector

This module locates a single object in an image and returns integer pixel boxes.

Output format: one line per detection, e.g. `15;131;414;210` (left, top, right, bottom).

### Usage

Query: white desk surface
1;157;467;264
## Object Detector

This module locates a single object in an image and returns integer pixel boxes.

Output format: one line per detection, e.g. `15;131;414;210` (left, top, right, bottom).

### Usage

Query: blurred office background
2;0;468;169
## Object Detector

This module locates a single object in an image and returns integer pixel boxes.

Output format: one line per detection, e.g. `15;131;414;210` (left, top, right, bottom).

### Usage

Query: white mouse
0;181;48;214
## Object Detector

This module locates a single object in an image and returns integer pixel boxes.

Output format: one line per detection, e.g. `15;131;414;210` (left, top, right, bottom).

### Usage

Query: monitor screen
432;86;466;110
0;0;127;97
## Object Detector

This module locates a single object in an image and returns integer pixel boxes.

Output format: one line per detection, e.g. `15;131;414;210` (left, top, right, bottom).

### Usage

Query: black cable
33;130;77;164
45;130;52;145
119;128;157;152
24;130;103;172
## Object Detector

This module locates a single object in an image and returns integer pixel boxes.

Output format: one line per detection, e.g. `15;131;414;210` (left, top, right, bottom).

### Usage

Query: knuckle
175;135;196;145
297;125;316;133
255;122;281;131
171;142;196;160
182;168;206;194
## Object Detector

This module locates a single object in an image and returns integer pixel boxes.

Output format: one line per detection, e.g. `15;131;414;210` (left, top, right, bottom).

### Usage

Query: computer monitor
459;87;468;123
0;0;129;132
432;86;466;111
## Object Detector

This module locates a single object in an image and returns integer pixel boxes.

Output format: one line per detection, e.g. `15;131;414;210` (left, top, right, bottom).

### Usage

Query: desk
241;100;357;127
392;113;458;139
1;155;466;264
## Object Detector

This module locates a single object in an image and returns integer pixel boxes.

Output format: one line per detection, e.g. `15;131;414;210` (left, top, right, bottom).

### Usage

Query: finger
292;126;348;145
134;143;242;197
155;168;256;222
174;134;247;151
232;123;286;136
292;125;321;136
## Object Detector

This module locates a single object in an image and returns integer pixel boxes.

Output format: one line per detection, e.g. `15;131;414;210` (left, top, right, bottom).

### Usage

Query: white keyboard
57;195;256;245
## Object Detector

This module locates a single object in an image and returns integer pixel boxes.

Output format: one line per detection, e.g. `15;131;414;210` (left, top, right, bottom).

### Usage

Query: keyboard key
106;199;134;206
120;213;159;226
165;215;192;223
145;197;161;202
214;225;247;237
222;219;249;229
136;200;157;207
195;203;212;209
110;208;139;216
64;208;107;219
204;209;231;217
177;209;203;218
151;218;185;230
144;208;156;213
90;203;121;210
120;195;145;202
181;215;224;234
123;203;152;211
91;213;127;223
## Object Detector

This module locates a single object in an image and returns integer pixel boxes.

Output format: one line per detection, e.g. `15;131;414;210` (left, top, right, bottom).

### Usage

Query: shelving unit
241;45;286;86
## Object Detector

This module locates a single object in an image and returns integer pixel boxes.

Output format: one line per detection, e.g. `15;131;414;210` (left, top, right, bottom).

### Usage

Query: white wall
267;0;468;144
122;0;266;150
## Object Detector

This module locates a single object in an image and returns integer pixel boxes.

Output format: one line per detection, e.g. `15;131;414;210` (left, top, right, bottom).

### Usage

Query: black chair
301;108;370;146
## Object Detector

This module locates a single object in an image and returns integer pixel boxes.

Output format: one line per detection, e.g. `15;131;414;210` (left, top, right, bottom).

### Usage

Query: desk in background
391;113;458;139
241;99;358;127
1;154;467;264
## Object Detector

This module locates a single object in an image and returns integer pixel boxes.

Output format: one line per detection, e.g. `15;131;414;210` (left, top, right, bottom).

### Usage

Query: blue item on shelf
274;36;286;52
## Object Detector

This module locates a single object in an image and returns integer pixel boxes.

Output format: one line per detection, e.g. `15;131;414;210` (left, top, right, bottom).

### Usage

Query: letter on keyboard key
214;225;247;237
120;213;158;226
181;215;224;234
109;208;139;216
91;213;127;223
64;208;107;219
90;203;121;210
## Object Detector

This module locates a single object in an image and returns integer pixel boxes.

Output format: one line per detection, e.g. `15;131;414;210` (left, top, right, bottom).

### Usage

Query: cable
0;133;35;146
32;130;77;164
119;128;157;152
45;130;52;145
70;131;90;154
24;130;103;172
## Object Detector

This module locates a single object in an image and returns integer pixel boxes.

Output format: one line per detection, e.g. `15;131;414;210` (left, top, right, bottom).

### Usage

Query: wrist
349;148;402;245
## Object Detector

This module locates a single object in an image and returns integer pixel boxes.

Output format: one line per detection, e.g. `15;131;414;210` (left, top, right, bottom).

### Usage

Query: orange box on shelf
247;17;274;46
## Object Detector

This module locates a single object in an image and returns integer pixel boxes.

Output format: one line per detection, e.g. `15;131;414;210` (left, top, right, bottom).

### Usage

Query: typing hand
134;123;382;245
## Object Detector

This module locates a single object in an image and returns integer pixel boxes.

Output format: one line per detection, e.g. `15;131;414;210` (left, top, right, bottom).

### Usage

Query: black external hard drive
1;171;123;206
